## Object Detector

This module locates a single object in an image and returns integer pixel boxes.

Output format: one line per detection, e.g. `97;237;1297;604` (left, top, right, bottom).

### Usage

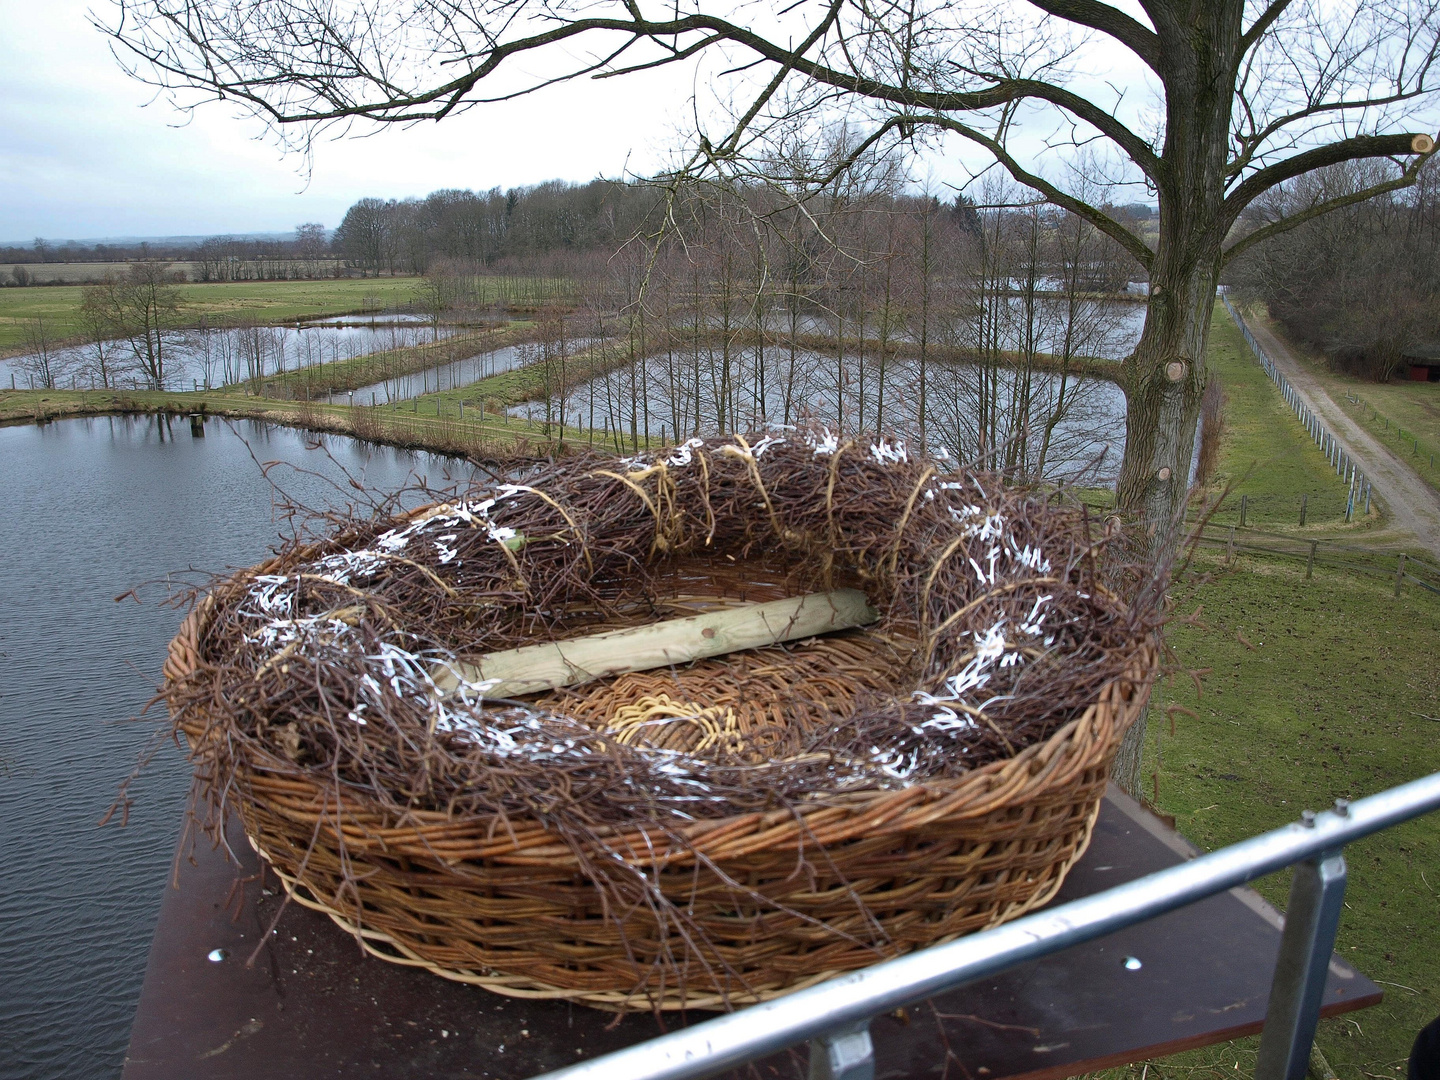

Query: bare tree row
1230;159;1440;380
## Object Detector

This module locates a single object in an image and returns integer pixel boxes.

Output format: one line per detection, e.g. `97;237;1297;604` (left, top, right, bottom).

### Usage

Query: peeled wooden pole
433;589;878;698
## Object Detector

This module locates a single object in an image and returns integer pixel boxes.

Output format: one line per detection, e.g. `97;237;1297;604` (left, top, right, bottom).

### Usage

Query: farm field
4;260;203;284
0;277;426;351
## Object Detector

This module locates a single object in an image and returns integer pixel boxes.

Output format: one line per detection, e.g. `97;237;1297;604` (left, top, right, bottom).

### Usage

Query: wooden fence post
1305;541;1317;580
1396;553;1408;598
1240;494;1248;528
1227;526;1236;563
1300;494;1307;526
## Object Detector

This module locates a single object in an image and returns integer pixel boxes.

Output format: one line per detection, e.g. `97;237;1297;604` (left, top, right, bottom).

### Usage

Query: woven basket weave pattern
168;594;1150;1009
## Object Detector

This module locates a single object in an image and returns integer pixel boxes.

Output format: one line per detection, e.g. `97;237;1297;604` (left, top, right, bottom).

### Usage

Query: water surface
0;416;468;1079
2;323;458;392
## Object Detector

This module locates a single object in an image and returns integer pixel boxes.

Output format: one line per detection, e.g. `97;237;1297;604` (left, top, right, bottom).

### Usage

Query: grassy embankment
1088;303;1439;1080
1198;305;1380;533
1253;314;1440;495
0;278;427;352
0;386;573;460
255;322;536;399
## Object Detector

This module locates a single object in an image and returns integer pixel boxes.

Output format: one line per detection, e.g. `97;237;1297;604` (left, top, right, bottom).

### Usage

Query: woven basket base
245;795;1103;1011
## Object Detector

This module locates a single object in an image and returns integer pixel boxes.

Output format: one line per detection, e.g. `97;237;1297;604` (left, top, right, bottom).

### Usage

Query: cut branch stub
433;588;879;699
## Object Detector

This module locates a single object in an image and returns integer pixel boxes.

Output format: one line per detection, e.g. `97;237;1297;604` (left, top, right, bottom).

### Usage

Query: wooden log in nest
433;588;878;697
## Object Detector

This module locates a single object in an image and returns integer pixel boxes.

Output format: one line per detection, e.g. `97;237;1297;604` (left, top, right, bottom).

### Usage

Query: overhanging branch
1221;158;1427;266
922;114;1155;269
1224;133;1428;218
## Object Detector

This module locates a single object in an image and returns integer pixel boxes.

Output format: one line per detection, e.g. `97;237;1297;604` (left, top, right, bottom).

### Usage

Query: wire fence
1220;294;1372;521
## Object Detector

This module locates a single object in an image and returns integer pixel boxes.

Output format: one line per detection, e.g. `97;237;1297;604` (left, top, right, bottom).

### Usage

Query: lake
0;416;471;1079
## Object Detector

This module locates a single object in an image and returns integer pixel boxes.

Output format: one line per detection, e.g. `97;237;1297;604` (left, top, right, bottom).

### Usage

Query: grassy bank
0;387;568;461
1087;303;1440;1080
254;323;534;399
0;278;426;351
1201;305;1376;532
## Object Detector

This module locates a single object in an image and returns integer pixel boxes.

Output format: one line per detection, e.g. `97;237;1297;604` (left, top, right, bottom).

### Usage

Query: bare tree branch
922;113;1155;268
1024;0;1161;71
1225;133;1429;217
1222;155;1429;264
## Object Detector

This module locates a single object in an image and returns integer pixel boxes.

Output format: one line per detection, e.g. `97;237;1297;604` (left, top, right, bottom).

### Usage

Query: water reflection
0;416;468;1079
2;322;459;392
511;348;1128;483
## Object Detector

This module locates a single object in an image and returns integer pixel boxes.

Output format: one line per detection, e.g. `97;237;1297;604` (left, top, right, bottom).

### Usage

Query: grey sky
0;2;1151;243
0;2;698;241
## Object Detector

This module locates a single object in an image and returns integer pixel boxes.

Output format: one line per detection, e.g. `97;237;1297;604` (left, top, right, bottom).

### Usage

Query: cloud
0;2;690;238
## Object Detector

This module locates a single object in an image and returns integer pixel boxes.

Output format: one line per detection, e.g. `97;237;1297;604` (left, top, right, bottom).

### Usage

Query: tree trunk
1110;4;1241;798
1111;259;1218;797
1116;258;1217;557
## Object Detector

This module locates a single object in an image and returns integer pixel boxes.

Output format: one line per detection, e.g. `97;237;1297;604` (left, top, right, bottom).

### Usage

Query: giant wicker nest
163;431;1158;1011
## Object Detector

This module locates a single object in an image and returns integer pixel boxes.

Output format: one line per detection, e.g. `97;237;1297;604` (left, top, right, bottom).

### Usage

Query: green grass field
1097;545;1440;1080
0;278;426;351
1254;314;1440;494
1087;305;1440;1080
1202;306;1377;532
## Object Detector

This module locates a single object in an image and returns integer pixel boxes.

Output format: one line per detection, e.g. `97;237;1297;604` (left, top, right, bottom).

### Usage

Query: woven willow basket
163;448;1157;1012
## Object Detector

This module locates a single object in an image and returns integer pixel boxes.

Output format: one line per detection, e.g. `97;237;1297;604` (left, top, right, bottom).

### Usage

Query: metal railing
1220;295;1372;520
531;772;1440;1080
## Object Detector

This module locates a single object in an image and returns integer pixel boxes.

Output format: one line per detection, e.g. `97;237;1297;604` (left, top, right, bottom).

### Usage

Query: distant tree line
1230;160;1440;381
2;225;335;286
331;181;666;275
191;224;335;281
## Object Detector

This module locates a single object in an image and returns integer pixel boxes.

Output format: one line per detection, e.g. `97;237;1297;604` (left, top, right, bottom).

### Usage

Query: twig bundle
163;430;1157;1010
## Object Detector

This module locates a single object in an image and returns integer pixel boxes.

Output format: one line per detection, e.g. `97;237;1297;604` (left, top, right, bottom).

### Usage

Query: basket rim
167;557;1155;866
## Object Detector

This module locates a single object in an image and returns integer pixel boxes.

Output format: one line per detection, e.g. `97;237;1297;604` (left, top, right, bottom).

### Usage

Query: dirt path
1243;316;1440;561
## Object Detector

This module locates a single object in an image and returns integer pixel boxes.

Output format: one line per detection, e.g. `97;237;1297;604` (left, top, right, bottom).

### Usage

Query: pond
510;348;1130;483
0;416;473;1079
2;322;461;393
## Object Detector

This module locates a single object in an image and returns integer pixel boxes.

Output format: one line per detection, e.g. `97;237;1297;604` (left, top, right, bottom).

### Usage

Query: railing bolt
809;1020;875;1080
1301;810;1316;828
1333;799;1350;818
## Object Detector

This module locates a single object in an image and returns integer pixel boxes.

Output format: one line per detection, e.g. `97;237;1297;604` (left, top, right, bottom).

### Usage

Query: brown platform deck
121;786;1380;1080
